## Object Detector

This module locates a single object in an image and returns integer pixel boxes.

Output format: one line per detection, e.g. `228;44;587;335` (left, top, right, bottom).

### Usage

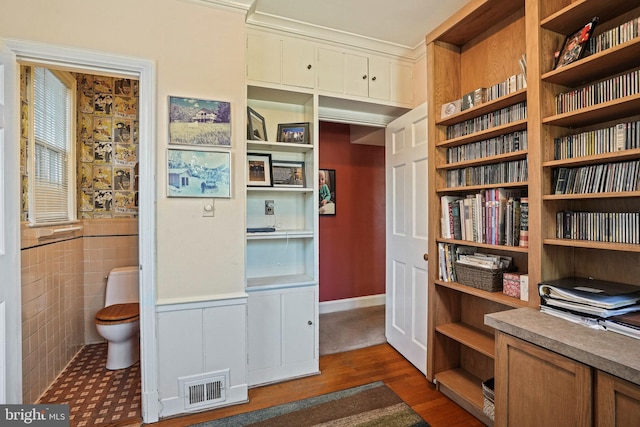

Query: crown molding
246;11;416;59
179;0;252;15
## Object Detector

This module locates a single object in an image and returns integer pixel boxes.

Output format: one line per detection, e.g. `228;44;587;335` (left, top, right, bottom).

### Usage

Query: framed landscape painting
169;96;231;147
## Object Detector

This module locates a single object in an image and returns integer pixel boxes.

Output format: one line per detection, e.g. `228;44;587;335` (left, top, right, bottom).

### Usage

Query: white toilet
94;266;140;370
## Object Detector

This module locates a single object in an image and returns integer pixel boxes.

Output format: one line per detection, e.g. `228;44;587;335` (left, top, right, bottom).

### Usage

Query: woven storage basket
482;378;495;421
454;262;510;292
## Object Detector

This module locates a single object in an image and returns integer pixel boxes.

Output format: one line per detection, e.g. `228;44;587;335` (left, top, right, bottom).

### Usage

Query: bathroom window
28;67;77;225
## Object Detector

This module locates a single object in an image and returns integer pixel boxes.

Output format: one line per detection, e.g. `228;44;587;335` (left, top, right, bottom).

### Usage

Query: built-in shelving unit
426;0;531;424
426;0;640;424
537;0;640;286
245;84;319;386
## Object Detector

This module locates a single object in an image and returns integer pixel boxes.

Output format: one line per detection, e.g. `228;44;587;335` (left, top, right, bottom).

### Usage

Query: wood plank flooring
153;343;485;427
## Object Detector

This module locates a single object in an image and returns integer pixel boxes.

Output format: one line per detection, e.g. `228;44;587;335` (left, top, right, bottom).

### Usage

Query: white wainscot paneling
157;297;248;419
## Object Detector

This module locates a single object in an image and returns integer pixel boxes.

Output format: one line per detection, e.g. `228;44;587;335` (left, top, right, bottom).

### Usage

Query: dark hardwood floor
152;343;485;427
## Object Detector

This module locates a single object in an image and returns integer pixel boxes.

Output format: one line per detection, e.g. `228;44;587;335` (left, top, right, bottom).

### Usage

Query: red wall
319;122;385;302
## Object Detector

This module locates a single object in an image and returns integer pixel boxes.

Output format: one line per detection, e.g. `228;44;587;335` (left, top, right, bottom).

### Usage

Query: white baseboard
319;294;385;314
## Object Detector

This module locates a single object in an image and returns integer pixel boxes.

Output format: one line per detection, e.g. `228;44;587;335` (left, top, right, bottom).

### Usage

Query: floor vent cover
179;370;228;410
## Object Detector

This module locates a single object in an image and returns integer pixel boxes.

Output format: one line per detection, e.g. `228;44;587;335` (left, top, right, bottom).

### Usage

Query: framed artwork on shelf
247;152;273;187
168;96;231;147
554;17;598;70
167;148;231;198
319;168;336;216
247;106;267;141
277;122;310;144
272;160;305;188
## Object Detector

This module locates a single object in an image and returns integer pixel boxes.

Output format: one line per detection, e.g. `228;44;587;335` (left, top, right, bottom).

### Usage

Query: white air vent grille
179;370;228;410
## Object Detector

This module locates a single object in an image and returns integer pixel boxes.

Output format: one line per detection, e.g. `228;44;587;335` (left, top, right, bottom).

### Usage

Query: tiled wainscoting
21;218;138;403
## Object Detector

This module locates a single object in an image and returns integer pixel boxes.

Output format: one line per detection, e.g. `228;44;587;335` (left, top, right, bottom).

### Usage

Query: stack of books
539;277;640;338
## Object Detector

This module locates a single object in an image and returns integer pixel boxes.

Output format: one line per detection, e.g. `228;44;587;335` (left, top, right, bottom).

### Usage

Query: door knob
308;320;313;325
307;64;312;70
423;253;428;261
362;75;367;79
371;76;377;81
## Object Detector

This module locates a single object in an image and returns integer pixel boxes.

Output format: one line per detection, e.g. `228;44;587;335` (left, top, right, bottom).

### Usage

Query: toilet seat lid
95;303;139;323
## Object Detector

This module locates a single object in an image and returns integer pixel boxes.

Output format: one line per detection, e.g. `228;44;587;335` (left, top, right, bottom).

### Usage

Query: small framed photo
247;153;273;187
319;169;336;216
554;18;598;70
247;107;267;141
168;96;231;147
167;148;231;198
277;122;310;144
272;160;305;188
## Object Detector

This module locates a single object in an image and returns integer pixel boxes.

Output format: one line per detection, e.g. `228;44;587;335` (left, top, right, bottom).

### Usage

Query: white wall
0;0;247;302
1;0;248;418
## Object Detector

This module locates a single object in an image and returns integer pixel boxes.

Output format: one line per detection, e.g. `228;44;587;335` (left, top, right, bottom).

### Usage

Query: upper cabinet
247;29;414;107
246;33;315;88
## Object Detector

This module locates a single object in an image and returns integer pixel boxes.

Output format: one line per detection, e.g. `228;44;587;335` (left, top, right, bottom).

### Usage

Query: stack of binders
538;277;640;335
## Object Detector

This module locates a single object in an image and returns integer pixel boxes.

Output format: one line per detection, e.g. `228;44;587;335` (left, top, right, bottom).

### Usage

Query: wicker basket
482;378;495;421
454;262;510;292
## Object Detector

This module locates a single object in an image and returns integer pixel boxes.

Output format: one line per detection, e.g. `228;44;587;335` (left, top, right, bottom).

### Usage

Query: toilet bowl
95;266;139;370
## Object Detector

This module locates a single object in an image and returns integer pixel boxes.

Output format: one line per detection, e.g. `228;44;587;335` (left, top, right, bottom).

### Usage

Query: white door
385;103;429;375
0;42;21;403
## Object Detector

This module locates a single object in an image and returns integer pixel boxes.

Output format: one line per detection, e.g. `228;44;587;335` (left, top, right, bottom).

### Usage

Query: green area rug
193;381;429;426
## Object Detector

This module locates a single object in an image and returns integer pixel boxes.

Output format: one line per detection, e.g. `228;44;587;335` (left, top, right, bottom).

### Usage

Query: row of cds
554;120;640;160
448;131;528;164
446;102;527;139
585;16;640;55
555;69;640;114
556;210;640;244
446;158;528;188
553;160;640;195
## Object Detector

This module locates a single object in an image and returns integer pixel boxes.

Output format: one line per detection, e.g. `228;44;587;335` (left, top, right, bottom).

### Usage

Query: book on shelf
518;197;529;248
440;195;462;239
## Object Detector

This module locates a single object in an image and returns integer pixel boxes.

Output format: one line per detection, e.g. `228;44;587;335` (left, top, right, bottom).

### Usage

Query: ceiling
218;0;471;49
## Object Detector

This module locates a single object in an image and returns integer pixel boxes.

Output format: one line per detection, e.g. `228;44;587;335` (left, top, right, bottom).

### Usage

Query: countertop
485;307;640;385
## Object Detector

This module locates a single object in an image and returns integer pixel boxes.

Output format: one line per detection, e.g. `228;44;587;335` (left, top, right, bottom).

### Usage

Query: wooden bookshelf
426;2;532;423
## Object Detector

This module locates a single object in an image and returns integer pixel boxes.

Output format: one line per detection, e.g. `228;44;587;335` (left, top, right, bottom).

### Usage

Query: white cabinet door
247;286;318;386
282;39;315;88
391;62;413;105
368;56;391;101
247;33;281;84
316;47;344;94
344;52;369;98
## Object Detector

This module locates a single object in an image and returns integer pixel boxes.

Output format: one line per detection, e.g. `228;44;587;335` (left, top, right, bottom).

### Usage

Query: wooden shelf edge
435;280;529;308
436;181;529;194
542;94;640;128
438;150;529;171
543;148;640;168
541;0;637;34
436;322;496;358
437;120;528;148
435;369;494;427
543;238;640;252
437;90;527;127
543;191;640;200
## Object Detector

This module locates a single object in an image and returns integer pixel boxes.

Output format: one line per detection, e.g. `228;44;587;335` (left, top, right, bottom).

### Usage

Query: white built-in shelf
247;140;314;153
246;229;313;240
247;187;313;193
246;274;316;291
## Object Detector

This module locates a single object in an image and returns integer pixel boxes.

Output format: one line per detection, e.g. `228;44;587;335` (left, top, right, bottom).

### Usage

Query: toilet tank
105;266;139;306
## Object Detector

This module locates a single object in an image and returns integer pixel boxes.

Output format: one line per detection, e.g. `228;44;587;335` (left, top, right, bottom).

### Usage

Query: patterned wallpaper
19;67;140;220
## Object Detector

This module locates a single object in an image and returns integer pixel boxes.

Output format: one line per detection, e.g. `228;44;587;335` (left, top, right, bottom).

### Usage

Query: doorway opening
2;39;157;423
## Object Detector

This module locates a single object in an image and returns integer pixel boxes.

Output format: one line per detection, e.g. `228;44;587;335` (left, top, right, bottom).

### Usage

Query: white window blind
30;67;76;225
